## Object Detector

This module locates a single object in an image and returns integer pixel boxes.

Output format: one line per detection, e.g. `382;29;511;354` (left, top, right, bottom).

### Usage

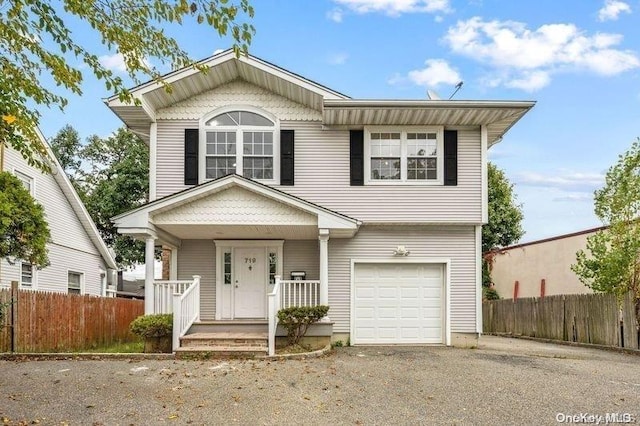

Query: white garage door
353;263;444;344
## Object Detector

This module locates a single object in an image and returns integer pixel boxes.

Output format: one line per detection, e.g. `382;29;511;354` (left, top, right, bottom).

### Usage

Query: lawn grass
83;340;144;353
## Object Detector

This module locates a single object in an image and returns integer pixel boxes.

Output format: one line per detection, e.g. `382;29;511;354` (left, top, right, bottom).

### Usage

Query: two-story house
109;50;534;355
1;130;118;296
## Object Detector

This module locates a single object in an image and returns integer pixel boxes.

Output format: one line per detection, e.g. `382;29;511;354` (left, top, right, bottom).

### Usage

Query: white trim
113;175;361;234
363;126;444;186
475;225;483;334
199;105;280;185
106;49;348;104
66;269;85;295
349;258;451;346
170;248;178;281
481;125;488;224
149;122;157;201
19;261;37;290
214;240;284;320
12;168;35;195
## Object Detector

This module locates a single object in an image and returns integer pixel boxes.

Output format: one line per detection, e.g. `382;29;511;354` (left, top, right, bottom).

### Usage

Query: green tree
0;172;50;267
79;128;149;267
1;0;254;170
483;163;525;253
572;138;640;323
50;124;82;178
483;163;525;288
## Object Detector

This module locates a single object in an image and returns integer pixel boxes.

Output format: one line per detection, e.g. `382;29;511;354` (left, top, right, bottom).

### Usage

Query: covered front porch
112;175;360;354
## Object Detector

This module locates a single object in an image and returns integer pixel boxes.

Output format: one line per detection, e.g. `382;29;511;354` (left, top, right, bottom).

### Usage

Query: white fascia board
324;99;536;109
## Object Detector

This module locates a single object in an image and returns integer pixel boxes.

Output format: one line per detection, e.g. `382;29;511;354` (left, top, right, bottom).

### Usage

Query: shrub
277;305;329;345
483;286;500;301
129;314;173;338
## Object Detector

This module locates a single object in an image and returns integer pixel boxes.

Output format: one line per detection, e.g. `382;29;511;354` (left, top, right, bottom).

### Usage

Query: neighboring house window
14;170;34;194
365;128;443;184
202;109;277;181
20;263;34;288
68;272;83;295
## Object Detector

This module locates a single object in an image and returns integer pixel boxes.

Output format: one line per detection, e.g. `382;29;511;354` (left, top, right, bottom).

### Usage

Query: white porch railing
172;275;201;351
268;277;322;356
280;279;321;308
152;280;193;314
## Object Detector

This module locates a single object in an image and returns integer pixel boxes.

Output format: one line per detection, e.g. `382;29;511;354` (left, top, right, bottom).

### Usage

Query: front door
234;248;266;318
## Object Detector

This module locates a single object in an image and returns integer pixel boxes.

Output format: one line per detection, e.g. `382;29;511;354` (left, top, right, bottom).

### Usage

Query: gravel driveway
1;336;639;425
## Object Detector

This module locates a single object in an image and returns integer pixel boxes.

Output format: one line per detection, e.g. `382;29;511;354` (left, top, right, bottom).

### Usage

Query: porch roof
112;174;361;244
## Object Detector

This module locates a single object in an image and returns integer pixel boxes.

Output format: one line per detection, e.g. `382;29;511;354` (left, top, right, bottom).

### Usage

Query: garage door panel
353;263;444;345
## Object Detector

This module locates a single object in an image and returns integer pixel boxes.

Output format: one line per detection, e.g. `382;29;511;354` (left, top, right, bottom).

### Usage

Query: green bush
129;314;173;338
277;305;329;346
483;286;500;301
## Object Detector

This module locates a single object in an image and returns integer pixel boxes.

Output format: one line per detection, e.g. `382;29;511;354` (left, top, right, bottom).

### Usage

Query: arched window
202;109;277;181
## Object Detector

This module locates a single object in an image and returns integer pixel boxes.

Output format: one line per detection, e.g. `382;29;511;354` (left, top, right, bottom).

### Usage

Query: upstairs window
202;109;277;181
14;170;34;194
365;127;443;184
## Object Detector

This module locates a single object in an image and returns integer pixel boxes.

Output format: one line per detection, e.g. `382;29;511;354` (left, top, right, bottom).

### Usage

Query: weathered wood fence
483;292;639;349
0;283;144;353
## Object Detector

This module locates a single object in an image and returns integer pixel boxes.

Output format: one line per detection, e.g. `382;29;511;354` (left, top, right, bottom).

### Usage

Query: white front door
234;248;266;318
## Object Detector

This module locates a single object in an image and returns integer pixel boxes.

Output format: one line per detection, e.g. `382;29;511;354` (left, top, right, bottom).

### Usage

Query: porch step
180;332;268;349
188;320;268;335
177;331;268;359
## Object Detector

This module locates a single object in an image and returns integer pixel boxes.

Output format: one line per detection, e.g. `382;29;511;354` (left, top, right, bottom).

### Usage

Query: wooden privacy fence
483;292;639;349
0;283;144;353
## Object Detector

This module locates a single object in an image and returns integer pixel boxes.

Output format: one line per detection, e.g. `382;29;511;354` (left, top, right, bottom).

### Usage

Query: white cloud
327;8;344;22
552;193;593;202
401;59;462;88
597;0;631;21
515;171;605;192
443;17;640;91
99;53;128;73
327;52;349;65
333;0;451;16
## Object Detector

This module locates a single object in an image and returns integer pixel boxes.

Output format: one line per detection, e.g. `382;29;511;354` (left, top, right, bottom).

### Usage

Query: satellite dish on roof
427;90;441;100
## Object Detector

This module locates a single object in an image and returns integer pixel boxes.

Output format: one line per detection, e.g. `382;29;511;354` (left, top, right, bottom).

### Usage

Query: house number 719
245;258;256;264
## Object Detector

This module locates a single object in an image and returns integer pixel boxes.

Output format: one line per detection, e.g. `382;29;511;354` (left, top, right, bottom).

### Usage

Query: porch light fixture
392;246;410;256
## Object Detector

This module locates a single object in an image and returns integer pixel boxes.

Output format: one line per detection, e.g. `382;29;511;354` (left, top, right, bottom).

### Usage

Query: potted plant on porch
130;314;173;353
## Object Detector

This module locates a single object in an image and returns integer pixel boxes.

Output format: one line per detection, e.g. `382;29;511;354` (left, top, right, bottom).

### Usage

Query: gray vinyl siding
3;147;99;255
328;225;477;334
1;147;107;296
156;120;197;198
177;240;216;320
283;240;319;280
0;243;107;295
154;120;482;223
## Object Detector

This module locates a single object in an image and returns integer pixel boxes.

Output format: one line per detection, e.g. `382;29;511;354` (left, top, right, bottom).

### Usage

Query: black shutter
444;130;458;186
184;129;199;185
350;130;364;186
280;130;295;186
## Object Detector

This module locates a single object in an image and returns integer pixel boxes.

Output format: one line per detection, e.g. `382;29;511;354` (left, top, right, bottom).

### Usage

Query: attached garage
351;261;447;345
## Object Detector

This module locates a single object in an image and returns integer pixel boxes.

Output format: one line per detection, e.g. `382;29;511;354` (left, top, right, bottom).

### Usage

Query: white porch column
144;236;156;314
319;229;330;310
170;248;178;281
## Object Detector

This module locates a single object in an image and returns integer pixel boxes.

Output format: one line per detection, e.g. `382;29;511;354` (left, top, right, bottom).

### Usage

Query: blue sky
37;0;640;244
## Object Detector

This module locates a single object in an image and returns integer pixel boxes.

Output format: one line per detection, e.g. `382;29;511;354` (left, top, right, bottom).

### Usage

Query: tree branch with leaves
0;0;254;170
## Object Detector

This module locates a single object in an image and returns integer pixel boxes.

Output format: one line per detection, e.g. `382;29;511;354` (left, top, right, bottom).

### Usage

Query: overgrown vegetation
83;340;144;353
130;314;173;338
0;172;51;267
572;138;640;325
483;286;500;301
277;305;329;346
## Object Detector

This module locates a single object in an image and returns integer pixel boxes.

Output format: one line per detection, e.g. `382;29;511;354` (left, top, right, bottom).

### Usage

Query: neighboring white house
0;131;118;296
489;227;604;299
108;50;534;352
